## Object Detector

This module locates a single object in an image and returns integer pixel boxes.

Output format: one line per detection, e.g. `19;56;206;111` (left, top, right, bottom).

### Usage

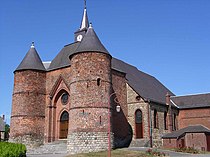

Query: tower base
9;134;43;149
67;132;113;154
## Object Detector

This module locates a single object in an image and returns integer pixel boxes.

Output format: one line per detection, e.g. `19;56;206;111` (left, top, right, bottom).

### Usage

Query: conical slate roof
15;44;46;72
71;26;110;57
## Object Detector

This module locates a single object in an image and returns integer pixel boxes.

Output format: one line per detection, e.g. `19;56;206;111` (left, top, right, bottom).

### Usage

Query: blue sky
1;0;210;124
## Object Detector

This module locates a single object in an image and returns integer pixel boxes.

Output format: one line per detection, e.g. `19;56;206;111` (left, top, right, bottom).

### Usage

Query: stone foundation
9;134;43;149
67;132;113;154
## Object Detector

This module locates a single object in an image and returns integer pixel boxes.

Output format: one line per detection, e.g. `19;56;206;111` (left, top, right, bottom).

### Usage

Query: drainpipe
166;93;173;132
146;99;152;148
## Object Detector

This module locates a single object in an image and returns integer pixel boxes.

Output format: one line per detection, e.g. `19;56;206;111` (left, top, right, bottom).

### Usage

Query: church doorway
59;111;69;139
135;109;143;138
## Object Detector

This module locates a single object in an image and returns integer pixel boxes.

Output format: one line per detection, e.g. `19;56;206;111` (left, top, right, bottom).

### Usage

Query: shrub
175;147;199;154
0;142;26;157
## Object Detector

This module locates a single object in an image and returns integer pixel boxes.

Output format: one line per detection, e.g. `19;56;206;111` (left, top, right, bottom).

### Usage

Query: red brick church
10;1;210;154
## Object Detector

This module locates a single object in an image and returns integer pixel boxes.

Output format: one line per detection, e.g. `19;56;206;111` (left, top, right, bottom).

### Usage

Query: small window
99;116;102;125
173;113;176;131
97;78;101;86
154;109;158;128
164;112;168;130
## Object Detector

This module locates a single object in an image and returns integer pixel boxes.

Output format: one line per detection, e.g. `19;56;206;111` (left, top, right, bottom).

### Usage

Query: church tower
74;0;89;42
10;43;46;147
67;7;113;153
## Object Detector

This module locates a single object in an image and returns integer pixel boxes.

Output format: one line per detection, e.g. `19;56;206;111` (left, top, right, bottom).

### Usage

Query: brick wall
67;52;112;154
10;70;46;148
178;108;210;130
163;138;177;149
185;133;207;151
112;70;131;147
45;67;71;143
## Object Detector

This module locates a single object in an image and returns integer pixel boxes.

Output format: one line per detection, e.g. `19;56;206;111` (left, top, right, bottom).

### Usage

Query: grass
66;149;152;157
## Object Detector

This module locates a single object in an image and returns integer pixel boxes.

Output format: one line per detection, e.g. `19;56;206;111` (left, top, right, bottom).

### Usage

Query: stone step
129;139;150;147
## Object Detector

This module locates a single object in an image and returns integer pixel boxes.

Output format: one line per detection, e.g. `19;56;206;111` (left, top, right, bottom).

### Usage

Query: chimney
166;93;173;132
2;115;5;121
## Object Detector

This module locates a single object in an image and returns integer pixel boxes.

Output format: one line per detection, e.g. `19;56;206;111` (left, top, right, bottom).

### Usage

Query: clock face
77;34;83;41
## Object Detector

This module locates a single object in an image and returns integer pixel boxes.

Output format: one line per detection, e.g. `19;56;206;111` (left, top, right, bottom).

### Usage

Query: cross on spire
84;0;86;9
80;0;89;30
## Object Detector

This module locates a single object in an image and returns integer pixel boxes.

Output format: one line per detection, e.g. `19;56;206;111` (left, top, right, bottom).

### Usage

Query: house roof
47;42;174;104
15;44;46;72
171;93;210;109
0;117;5;132
162;125;210;139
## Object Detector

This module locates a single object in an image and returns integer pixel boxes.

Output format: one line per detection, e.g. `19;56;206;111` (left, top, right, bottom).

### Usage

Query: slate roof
47;41;174;104
162;125;210;139
15;46;46;72
71;26;110;57
48;42;80;70
171;93;210;109
112;58;174;104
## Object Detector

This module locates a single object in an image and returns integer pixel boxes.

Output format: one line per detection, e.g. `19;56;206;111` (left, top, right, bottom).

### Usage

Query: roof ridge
171;92;210;98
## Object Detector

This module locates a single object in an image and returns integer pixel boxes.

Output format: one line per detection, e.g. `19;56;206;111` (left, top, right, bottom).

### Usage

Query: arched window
154;109;158;128
135;109;143;138
164;111;167;130
60;111;69;121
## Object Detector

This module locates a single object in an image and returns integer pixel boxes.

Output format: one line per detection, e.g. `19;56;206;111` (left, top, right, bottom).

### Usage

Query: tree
4;124;10;141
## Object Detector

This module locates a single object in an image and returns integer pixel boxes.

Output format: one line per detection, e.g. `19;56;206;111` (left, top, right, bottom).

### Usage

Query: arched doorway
135;109;143;138
59;111;69;139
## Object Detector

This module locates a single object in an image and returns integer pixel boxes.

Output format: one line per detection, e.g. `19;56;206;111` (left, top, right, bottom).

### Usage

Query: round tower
67;25;113;154
10;43;46;148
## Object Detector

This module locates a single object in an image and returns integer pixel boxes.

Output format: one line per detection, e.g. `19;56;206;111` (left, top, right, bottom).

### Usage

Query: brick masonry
10;63;179;151
178;108;210;130
10;70;46;148
67;52;112;154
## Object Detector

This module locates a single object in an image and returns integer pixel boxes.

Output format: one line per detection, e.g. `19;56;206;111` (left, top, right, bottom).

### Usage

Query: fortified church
10;1;210;154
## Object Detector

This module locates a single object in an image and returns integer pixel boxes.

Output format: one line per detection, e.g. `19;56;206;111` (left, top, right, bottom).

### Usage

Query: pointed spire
72;25;110;56
15;42;46;72
80;0;89;30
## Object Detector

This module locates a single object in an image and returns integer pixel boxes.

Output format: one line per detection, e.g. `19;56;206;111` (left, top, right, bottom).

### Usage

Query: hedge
0;142;26;157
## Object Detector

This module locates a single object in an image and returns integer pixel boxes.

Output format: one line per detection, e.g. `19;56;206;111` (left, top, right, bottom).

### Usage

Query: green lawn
66;149;153;157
